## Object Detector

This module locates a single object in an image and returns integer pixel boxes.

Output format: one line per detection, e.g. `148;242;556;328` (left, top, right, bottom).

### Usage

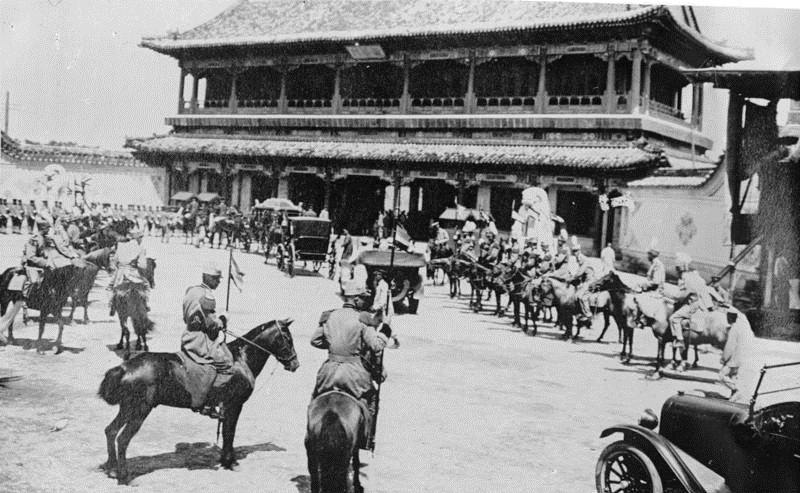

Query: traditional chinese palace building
130;0;751;252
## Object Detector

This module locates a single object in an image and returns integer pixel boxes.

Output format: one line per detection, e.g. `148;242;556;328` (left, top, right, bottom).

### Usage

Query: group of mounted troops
426;216;754;401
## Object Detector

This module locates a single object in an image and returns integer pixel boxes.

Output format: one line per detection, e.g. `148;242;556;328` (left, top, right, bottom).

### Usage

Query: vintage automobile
277;216;331;277
354;249;425;314
596;361;800;493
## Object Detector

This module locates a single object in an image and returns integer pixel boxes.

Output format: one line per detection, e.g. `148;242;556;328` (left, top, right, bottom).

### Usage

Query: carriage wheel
391;277;411;303
595;442;663;493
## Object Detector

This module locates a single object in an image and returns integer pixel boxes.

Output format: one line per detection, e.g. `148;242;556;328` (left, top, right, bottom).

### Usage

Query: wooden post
178;68;186;114
229;71;238;113
190;74;200;112
726;93;744;217
401;58;411;113
465;52;475;114
333;65;342;113
279;69;288;113
604;48;616;113
537;52;547;114
630;48;642;113
641;60;652;114
324;170;332;210
691;82;702;127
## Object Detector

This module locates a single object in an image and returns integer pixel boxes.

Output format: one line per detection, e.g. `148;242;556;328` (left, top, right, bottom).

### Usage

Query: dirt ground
1;235;799;493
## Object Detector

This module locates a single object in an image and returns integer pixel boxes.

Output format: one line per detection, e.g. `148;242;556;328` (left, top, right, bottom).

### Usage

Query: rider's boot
108;294;116;317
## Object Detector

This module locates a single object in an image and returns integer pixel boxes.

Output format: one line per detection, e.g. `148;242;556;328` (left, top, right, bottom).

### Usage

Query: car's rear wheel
596;441;663;493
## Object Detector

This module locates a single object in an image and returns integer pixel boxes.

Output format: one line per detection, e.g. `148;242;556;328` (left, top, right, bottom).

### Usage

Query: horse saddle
174;351;237;409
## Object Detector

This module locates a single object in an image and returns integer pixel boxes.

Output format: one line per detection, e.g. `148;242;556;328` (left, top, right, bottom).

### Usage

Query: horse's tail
317;410;351;493
98;365;125;405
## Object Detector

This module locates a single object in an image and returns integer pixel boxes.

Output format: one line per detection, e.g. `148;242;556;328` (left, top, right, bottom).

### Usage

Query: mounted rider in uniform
640;240;666;294
668;253;723;364
109;228;151;316
310;277;392;450
181;263;243;419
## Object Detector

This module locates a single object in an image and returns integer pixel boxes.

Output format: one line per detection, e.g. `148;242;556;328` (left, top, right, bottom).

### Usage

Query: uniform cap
203;262;222;277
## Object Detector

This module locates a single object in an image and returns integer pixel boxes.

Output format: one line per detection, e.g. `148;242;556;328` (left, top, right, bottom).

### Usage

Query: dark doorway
288;174;326;213
251;173;275;202
556;189;597;237
490;186;523;231
330;176;386;235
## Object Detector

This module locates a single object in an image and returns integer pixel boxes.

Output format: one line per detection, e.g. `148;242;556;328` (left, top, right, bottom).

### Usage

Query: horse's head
589;271;628;293
251;318;299;372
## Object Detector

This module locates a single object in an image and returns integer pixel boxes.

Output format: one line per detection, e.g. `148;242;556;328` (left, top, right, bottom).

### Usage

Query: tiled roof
626;151;718;188
129;134;662;172
142;1;748;62
1;132;147;168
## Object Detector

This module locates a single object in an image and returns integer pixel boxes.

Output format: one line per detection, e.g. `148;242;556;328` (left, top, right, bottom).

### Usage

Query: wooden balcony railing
647;99;687;122
238;99;279;108
342;98;401;108
548;95;604;107
473;96;536;113
287;99;332;109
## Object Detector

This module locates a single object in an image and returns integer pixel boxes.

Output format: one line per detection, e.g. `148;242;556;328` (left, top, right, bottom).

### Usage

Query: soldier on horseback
181;263;239;419
109;228;151;316
668;253;718;363
310;277;392;450
639;240;666;293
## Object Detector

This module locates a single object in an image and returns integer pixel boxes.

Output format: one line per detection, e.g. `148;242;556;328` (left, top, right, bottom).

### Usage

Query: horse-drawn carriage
354;249;425;314
276;216;331;277
253;198;303;260
596;360;800;493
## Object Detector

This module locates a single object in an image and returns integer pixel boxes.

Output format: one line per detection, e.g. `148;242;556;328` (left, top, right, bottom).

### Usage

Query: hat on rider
340;277;368;298
569;235;581;252
202;262;223;278
647;238;660;256
675;252;692;271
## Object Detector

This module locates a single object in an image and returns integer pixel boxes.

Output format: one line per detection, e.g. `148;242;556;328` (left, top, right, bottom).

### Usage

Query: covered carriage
253;198;303;257
277;216;332;277
354;249;425;314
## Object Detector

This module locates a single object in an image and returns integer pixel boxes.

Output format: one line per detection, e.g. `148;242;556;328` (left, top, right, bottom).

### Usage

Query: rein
223;327;272;355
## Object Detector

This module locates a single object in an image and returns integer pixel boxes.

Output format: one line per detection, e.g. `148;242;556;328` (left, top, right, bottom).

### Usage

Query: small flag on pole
394;224;412;248
230;253;245;292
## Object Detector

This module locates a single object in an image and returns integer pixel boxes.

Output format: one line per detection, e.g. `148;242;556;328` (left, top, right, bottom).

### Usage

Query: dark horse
114;258;156;352
67;247;113;325
588;271;638;363
306;391;366;493
98;319;300;485
15;263;84;353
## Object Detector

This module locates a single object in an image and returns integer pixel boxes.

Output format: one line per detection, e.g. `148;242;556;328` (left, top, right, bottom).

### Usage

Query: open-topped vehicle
596;361;800;493
354;249;425;314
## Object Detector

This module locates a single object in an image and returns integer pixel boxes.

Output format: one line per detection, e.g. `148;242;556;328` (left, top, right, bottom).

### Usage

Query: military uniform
643;257;666;293
180;283;234;373
669;268;714;346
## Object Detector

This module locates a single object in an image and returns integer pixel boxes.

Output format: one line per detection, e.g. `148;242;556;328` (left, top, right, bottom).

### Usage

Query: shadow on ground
118;441;286;482
1;337;85;354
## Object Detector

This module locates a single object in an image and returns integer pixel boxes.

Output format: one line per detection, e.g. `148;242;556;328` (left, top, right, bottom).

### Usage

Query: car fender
600;424;708;493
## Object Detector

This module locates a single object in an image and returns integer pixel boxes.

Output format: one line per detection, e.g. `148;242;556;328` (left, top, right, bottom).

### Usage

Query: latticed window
286;65;335;100
340;63;403;100
237;67;281;102
546;54;605;96
474;58;538;97
204;70;232;102
410;60;469;99
650;64;688;108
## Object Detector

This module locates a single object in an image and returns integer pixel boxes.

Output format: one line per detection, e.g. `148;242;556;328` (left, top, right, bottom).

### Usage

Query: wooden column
401;58;411;113
228;71;238;113
536;52;547;114
324;170;333;210
279;69;288;113
641;60;652;114
630;48;643;113
190;73;199;112
465;52;475;114
178;68;187;114
604;49;616;113
332;65;342;113
726;93;745;217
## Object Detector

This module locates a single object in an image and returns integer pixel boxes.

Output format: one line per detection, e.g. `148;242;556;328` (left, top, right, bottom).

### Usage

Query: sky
1;0;799;151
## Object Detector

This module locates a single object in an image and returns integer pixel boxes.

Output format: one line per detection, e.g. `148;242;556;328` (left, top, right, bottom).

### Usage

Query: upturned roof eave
141;4;750;65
